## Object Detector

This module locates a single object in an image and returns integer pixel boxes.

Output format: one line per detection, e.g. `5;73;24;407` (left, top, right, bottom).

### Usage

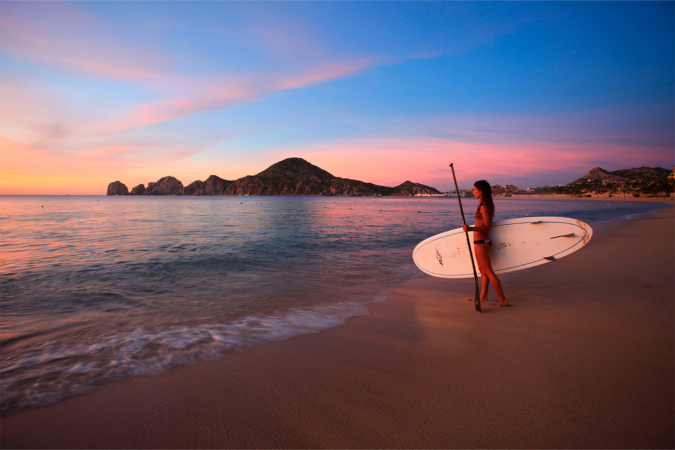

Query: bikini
473;202;492;247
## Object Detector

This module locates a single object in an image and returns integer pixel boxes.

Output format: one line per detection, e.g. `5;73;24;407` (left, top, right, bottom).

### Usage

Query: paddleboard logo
435;247;443;267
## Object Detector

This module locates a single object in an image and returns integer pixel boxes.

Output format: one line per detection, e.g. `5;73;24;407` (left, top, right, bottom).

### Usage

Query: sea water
0;195;668;414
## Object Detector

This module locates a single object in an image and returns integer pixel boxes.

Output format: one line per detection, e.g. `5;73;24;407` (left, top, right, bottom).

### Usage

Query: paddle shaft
449;164;481;313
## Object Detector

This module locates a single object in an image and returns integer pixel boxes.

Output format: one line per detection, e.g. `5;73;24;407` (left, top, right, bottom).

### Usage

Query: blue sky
1;1;673;194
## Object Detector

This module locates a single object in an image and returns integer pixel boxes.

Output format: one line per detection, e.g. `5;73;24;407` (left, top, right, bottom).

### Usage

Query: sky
1;1;673;194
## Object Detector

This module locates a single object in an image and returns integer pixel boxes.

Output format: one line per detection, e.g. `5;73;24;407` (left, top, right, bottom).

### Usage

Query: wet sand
2;207;673;449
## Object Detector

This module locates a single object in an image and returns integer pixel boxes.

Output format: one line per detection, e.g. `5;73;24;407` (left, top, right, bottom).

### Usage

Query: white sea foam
0;301;369;415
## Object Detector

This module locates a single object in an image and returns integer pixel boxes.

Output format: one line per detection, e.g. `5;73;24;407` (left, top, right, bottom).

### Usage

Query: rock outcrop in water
106;181;129;195
145;176;184;195
107;157;441;196
130;184;146;195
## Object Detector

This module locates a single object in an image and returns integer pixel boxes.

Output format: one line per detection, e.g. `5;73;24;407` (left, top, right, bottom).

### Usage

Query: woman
462;180;509;306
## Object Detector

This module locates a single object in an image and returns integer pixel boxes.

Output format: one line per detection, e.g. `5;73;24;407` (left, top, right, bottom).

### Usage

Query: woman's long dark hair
474;180;495;218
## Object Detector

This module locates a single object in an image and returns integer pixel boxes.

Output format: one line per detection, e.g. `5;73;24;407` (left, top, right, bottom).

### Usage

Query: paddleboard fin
550;233;576;239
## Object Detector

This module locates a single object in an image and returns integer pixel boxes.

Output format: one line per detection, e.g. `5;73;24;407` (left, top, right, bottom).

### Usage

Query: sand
2;207;673;449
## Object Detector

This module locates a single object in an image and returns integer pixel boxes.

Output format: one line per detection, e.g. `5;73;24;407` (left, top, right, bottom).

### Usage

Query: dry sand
2;208;673;449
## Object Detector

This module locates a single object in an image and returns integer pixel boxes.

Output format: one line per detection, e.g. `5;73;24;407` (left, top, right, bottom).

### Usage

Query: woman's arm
462;205;492;232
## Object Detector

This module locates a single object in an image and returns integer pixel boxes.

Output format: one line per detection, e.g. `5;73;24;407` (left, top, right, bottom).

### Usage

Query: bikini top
474;202;492;221
474;203;485;221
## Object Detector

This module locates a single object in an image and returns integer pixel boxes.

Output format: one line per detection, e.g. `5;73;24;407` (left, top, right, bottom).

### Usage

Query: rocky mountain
226;158;440;196
609;166;672;182
570;167;629;184
182;175;232;195
145;176;183;195
387;180;442;196
569;166;672;185
106;181;129;195
109;158;440;196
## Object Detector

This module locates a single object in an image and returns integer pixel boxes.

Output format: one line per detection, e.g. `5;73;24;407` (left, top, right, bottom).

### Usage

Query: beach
2;206;673;448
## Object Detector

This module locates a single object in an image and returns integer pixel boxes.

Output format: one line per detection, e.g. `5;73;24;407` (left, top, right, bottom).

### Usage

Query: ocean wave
0;301;369;415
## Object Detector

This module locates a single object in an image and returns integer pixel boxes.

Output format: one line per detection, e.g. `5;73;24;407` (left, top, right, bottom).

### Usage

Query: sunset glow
1;2;673;194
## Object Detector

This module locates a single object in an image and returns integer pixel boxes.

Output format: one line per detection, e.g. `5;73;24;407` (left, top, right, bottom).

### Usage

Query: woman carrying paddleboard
462;180;509;306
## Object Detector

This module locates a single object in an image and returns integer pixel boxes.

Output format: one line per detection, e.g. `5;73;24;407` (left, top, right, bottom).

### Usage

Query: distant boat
244;193;250;197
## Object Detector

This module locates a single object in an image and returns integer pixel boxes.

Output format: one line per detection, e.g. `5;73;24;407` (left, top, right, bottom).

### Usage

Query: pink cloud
79;145;138;158
272;58;377;90
105;59;378;130
2;4;383;133
0;74;236;194
104;79;260;130
1;4;165;81
3;3;382;132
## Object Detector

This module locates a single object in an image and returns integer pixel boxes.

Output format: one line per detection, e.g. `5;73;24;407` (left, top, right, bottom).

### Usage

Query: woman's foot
498;299;509;307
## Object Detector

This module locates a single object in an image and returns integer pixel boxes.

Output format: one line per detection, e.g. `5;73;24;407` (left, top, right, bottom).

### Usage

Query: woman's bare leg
486;269;508;306
479;268;490;301
475;244;508;306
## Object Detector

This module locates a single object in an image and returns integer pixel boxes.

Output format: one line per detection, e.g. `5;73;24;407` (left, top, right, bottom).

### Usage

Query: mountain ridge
107;157;441;196
569;166;672;185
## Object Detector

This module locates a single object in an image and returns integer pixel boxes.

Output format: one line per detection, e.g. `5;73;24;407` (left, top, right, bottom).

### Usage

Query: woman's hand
462;224;471;232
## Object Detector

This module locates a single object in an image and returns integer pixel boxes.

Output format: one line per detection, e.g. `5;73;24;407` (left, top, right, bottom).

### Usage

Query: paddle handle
449;164;469;226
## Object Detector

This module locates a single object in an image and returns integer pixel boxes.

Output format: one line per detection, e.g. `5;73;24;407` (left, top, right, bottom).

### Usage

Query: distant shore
2;207;672;448
2;193;674;202
507;192;674;203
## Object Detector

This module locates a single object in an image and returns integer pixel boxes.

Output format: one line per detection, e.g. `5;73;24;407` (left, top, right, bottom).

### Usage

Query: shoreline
2;193;674;203
2;208;673;448
508;193;674;203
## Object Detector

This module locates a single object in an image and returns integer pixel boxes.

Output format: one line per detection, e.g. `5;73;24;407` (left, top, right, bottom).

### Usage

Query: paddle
449;163;481;313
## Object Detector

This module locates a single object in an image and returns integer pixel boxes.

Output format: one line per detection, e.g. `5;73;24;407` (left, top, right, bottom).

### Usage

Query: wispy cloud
1;4;165;81
272;58;378;91
104;57;379;130
2;3;383;132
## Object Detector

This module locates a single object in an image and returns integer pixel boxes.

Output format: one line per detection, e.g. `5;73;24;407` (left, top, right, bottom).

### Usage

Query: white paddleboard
413;216;593;278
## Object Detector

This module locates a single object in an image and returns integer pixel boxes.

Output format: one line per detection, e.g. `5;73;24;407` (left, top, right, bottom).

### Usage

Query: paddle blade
475;284;481;312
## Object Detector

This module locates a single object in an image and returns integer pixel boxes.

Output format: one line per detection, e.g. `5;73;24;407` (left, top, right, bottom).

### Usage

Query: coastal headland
2;207;672;448
107;159;675;200
106;157;441;197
